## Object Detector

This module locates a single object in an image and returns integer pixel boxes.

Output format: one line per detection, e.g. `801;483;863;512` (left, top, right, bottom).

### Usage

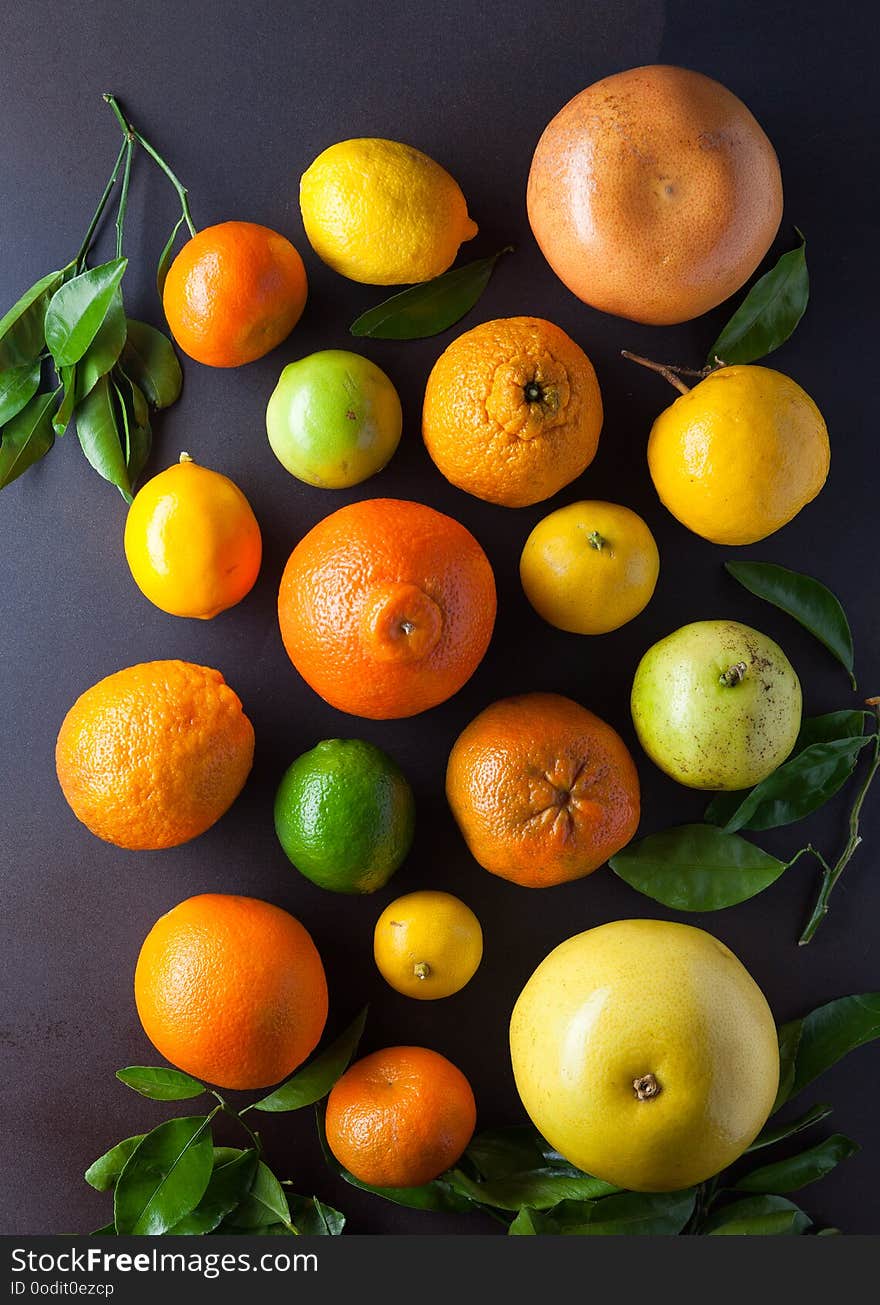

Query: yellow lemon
520;500;659;634
300;138;478;285
510;919;779;1192
124;454;262;619
647;364;829;545
373;890;483;1000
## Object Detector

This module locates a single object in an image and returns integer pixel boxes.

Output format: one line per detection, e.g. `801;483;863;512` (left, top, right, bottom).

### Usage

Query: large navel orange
446;692;640;887
527;65;783;325
277;499;496;719
55;661;254;850
135;894;328;1090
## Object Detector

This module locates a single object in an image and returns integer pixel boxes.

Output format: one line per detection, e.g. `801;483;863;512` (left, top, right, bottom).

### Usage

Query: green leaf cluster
84;1009;366;1235
0;260;182;498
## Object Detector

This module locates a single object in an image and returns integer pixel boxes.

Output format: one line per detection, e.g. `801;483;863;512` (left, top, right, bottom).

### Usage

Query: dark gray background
1;0;876;1236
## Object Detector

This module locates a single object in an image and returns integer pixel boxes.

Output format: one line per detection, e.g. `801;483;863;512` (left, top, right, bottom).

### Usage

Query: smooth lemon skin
266;350;403;489
124;457;262;619
374;890;483;1000
509;920;779;1192
648;365;829;545
520;501;659;634
300;138;478;285
631;620;801;790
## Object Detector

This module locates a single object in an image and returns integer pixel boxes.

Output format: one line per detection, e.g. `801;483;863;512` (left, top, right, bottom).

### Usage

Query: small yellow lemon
300;138;478;285
124;454;262;619
510;919;779;1192
520;500;659;634
648;364;829;545
373;890;483;1000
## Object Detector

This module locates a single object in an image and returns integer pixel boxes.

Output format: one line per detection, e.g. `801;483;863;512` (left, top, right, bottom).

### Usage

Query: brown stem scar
633;1073;661;1100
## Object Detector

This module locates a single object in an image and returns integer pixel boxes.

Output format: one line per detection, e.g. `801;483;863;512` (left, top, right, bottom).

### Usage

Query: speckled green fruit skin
266;349;402;489
274;738;415;893
631;619;802;791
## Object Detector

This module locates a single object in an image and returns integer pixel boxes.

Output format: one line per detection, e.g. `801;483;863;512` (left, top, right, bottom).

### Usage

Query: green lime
266;349;402;489
274;738;415;893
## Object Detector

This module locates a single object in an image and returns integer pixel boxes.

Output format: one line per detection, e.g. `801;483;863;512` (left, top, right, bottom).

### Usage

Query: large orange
446;692;640;887
163;221;307;367
278;499;496;719
422;317;602;507
55;661;254;850
527;66;783;325
135;894;328;1091
325;1046;476;1187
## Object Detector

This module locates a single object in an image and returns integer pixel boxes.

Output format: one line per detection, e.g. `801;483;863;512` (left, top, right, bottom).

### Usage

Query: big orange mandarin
55;661;254;851
446;692;640;887
278;499;496;719
135;894;328;1091
325;1046;476;1187
422;317;602;507
163;221;307;367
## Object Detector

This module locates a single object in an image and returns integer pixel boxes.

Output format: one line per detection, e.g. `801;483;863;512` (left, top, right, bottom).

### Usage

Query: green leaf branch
84;1008;365;1236
0;93;192;498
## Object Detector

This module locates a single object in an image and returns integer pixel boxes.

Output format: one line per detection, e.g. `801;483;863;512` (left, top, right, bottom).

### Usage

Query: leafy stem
115;137;135;259
74;137;129;271
210;1090;264;1158
103;93;197;236
799;703;880;945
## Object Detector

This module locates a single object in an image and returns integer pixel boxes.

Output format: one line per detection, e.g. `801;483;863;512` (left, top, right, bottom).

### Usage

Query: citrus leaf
53;366;78;435
0;359;41;425
44;259;127;368
286;1194;346;1235
157;215;185;299
734;1134;857;1194
114;1115;213;1235
90;1224;116;1236
448;1166;617;1211
121;319;182;408
350;247;512;340
541;1190;696;1236
251;1008;367;1113
747;1103;833;1152
708;235;808;365
466;1127;582;1181
703;1194;811;1235
609;823;787;911
508;1207;556;1234
169;1149;258;1234
114;369;152;489
116;1065;206;1101
84;1135;146;1191
774;993;880;1109
725;561;856;689
705;736;872;834
76;287;126;401
0;389;57;490
0;268;66;368
221;1161;291;1229
75;374;131;500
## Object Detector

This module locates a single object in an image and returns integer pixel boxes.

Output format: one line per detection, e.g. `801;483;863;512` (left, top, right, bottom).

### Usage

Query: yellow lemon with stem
124;453;262;619
373;890;483;1000
520;500;659;634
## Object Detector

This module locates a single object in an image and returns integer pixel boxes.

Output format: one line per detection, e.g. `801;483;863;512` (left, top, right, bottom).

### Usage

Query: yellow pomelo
510;919;779;1191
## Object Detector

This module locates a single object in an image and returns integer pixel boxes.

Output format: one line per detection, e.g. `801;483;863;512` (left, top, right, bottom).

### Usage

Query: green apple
266;349;402;488
631;619;801;790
